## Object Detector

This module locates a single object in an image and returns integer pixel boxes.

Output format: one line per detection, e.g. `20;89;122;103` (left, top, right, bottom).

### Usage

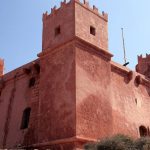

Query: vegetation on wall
84;134;150;150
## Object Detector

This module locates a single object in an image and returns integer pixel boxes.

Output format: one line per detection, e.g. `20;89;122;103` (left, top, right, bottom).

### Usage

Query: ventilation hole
135;98;137;105
55;26;61;36
29;77;36;88
90;26;96;36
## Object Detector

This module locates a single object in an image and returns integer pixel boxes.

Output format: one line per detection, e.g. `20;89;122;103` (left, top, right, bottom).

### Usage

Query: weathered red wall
0;60;40;148
75;44;150;141
38;42;76;143
75;41;113;140
42;1;75;51
111;62;150;138
75;2;108;51
1;42;150;149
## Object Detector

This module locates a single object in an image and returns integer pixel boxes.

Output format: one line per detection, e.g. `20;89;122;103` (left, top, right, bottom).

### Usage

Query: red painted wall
38;43;76;143
76;42;112;140
75;2;108;51
0;60;40;148
111;62;150;138
42;1;75;51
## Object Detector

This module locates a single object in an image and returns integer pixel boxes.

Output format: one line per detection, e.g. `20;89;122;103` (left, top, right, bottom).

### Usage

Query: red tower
42;0;108;51
136;54;150;78
38;0;112;148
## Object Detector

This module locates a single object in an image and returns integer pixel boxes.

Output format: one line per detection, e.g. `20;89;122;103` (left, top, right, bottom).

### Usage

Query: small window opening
135;98;137;105
55;26;61;36
20;107;31;129
29;77;36;88
90;26;96;36
139;126;147;137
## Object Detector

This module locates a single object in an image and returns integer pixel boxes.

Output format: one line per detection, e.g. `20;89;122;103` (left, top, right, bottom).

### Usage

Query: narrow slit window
29;77;36;88
135;98;137;105
20;107;31;129
90;26;96;36
55;26;61;36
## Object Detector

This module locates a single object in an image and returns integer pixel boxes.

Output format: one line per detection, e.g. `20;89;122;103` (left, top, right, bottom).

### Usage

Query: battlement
138;54;150;62
43;0;108;21
136;54;150;78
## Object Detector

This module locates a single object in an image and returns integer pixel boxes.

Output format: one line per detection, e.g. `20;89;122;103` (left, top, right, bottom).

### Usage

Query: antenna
121;28;129;66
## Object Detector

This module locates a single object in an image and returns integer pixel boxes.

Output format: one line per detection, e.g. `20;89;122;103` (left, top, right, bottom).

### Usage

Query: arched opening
139;126;147;137
20;107;31;129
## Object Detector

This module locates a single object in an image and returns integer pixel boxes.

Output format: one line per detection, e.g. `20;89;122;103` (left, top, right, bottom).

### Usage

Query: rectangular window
55;26;61;36
20;108;31;129
29;77;35;88
90;26;96;36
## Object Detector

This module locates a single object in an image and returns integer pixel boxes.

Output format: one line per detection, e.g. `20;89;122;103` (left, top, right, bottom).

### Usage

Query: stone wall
0;60;40;148
111;61;150;138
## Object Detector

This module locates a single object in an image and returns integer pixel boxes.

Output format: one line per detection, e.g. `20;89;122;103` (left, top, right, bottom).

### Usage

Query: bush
97;134;134;150
84;134;150;150
134;137;150;150
84;134;134;150
84;143;96;150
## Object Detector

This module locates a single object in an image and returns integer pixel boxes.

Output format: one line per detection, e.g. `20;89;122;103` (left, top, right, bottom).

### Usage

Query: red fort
0;0;150;149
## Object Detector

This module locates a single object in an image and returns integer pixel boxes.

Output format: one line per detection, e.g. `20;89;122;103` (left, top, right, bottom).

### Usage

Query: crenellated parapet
136;54;150;78
77;0;108;20
138;54;150;63
42;0;108;22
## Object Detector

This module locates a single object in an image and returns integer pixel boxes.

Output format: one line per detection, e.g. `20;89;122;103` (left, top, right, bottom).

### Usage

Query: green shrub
97;134;134;150
84;143;96;150
134;137;150;150
84;134;134;150
84;135;150;150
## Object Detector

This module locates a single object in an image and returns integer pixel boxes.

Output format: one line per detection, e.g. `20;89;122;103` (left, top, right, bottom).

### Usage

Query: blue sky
0;0;150;73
